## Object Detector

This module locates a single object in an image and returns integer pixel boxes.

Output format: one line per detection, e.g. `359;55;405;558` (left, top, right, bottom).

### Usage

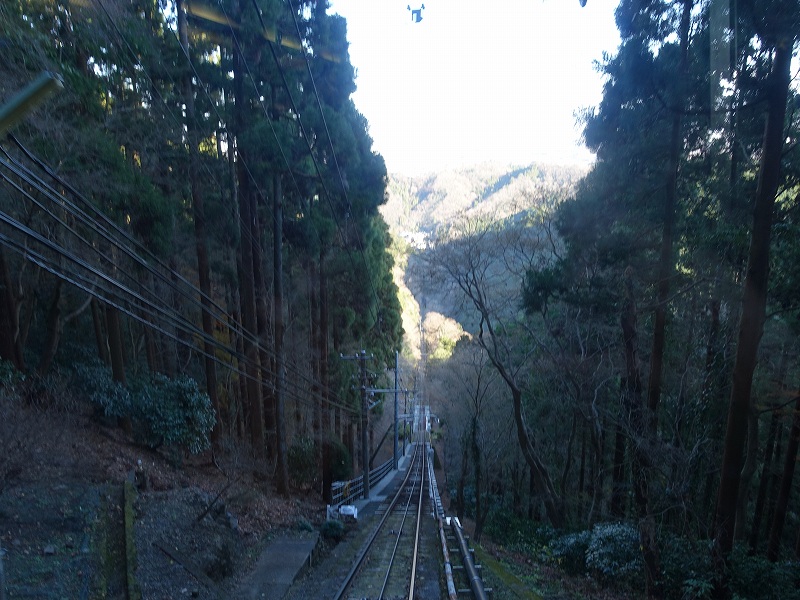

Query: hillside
382;163;586;358
382;162;586;237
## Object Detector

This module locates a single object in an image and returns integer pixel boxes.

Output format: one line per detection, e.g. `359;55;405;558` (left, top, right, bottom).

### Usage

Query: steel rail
407;437;426;600
332;440;425;600
378;443;424;599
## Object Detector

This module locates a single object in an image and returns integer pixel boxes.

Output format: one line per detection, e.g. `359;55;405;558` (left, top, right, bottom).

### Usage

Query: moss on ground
474;543;545;600
123;477;141;600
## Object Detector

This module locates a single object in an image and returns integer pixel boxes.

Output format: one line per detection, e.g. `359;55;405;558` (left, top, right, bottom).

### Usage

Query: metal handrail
331;456;394;506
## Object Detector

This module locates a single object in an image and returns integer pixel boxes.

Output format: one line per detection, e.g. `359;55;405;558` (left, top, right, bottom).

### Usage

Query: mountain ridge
382;162;587;361
382;162;587;237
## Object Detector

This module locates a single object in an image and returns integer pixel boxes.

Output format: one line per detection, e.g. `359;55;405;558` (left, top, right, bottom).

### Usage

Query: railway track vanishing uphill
333;442;427;600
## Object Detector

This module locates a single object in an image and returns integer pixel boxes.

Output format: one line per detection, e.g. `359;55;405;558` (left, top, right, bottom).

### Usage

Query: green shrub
0;359;23;389
660;535;712;599
549;522;643;586
74;362;215;454
320;519;345;541
485;509;556;550
294;517;314;532
585;522;643;586
288;436;317;487
73;360;132;417
549;530;591;575
329;438;352;481
683;577;714;600
131;374;216;453
728;547;800;600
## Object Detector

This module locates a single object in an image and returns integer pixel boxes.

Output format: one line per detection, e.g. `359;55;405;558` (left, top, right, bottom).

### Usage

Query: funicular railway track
333;440;427;600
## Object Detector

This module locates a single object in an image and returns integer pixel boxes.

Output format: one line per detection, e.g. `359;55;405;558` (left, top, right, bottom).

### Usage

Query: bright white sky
327;0;621;175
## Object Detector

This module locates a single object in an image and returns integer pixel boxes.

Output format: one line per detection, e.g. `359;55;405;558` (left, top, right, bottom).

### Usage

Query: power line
248;0;384;329
88;1;351;405
1;1;385;418
0;143;358;416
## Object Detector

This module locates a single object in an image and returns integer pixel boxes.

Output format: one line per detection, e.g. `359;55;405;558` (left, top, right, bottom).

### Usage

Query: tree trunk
795;523;800;559
510;384;563;527
646;0;691;428
478;323;563;526
273;172;289;494
177;0;220;449
471;417;484;542
749;407;780;552
457;437;468;520
319;247;332;498
711;40;793;598
766;392;799;561
233;25;264;460
585;411;605;525
764;425;785;544
310;257;321;451
610;420;627;519
734;408;760;540
36;280;63;376
106;304;126;387
90;298;109;365
256;215;275;457
0;247;24;370
105;303;130;433
621;272;662;598
578;425;586;498
560;411;578;498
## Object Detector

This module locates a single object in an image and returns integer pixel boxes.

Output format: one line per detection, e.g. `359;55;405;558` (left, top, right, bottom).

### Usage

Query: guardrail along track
333;441;427;600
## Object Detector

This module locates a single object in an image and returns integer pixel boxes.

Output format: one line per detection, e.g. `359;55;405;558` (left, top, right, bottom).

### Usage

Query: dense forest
2;0;800;599
382;1;800;598
0;0;402;501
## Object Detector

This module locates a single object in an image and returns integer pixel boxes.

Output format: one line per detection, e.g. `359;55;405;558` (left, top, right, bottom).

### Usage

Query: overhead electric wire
285;0;385;323
93;0;264;257
2;0;369;414
0;200;358;415
0;172;226;356
248;0;383;327
164;3;360;405
5;136;232;333
86;1;347;397
0;144;358;415
214;0;306;202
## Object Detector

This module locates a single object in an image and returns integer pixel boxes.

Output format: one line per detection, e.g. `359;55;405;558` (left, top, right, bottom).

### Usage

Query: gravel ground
0;404;331;600
281;509;445;600
133;486;245;600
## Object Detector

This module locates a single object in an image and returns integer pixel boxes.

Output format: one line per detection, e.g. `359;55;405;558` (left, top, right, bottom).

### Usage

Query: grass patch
474;543;544;599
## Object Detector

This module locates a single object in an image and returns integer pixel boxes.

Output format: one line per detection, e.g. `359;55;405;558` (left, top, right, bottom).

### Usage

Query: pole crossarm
185;1;343;63
0;72;63;135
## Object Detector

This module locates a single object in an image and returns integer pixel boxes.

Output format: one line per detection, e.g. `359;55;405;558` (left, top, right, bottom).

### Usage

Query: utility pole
394;350;399;470
359;350;370;499
342;350;373;499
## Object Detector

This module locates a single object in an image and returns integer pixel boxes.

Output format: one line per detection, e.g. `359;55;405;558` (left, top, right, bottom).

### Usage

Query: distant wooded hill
382;162;587;357
382;163;587;238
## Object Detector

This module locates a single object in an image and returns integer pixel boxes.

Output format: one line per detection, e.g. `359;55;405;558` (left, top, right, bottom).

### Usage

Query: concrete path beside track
237;446;413;599
235;534;320;600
